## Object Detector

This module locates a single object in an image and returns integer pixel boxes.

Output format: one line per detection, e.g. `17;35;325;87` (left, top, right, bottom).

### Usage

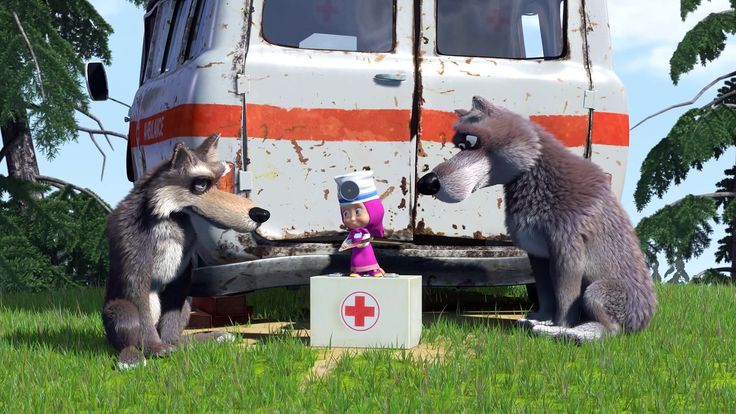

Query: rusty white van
90;0;629;296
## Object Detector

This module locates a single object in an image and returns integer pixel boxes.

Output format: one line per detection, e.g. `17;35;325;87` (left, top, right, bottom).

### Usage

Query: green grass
1;284;735;412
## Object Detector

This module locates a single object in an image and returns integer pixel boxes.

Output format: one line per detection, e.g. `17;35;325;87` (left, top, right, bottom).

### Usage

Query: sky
10;0;736;278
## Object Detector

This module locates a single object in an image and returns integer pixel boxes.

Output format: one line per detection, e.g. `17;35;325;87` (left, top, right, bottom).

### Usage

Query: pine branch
668;192;736;207
35;175;112;213
670;10;736;84
636;195;718;265
12;12;45;99
631;70;736;130
634;104;736;209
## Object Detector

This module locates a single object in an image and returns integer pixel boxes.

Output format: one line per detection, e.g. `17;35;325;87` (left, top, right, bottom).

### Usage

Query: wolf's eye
191;178;212;195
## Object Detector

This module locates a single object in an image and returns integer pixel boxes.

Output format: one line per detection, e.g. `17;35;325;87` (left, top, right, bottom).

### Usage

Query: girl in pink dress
335;171;386;277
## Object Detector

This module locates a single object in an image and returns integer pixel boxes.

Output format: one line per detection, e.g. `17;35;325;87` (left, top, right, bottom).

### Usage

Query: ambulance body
125;0;628;295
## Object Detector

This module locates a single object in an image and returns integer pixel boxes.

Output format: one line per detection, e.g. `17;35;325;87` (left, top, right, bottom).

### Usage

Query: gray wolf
416;96;656;343
103;133;270;368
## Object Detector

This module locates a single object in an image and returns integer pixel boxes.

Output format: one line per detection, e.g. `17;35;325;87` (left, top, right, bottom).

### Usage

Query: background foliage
635;0;736;282
0;176;110;292
0;0;113;156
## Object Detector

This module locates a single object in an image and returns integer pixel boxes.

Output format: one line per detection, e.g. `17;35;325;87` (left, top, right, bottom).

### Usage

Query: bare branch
76;126;128;140
76;106;121;149
13;12;45;99
36;175;112;213
631;70;736;130
86;132;107;181
700;89;736;110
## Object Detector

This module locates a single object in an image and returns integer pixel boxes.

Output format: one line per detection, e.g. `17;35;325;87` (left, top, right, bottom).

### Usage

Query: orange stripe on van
129;104;242;148
128;104;628;148
592;112;629;146
419;109;629;147
245;104;411;141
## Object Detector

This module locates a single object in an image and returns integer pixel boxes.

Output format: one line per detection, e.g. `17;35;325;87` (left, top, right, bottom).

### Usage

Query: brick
187;310;213;329
191;294;249;316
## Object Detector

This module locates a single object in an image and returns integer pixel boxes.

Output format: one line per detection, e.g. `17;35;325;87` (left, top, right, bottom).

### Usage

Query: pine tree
634;1;736;283
0;1;143;291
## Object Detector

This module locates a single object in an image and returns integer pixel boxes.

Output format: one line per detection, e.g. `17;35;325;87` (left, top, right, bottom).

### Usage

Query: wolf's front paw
117;346;146;370
526;311;553;323
188;331;238;343
145;342;176;357
516;317;554;330
215;332;237;343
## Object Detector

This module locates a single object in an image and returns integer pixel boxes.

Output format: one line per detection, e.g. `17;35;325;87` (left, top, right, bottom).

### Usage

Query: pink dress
347;228;380;273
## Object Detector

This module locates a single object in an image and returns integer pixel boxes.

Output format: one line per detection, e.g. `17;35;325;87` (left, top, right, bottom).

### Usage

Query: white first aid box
310;275;422;349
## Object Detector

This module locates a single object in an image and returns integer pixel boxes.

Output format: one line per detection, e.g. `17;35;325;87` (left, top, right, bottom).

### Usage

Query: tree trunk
731;178;736;283
1;113;40;182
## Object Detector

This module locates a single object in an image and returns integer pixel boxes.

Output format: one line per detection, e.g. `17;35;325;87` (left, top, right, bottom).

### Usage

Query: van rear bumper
190;246;532;296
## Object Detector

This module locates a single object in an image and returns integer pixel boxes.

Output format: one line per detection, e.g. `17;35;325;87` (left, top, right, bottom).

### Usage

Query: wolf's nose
417;172;441;195
249;207;270;223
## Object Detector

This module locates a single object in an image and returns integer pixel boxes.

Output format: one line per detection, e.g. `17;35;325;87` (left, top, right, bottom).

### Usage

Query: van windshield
437;0;565;59
262;0;394;52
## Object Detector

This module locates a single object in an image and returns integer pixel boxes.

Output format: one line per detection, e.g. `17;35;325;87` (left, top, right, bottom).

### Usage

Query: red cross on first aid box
310;275;422;348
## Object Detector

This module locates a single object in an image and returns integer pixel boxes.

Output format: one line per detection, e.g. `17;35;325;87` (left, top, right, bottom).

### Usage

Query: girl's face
341;203;370;229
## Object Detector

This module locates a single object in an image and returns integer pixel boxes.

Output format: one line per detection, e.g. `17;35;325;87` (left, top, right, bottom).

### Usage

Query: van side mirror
85;62;109;101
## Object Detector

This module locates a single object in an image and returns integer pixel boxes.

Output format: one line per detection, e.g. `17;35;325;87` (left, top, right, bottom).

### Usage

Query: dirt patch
308;343;447;380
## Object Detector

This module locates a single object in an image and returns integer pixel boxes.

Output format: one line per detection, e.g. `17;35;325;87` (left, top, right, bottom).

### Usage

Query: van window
144;0;174;80
186;0;217;59
162;0;194;72
436;0;565;59
140;8;158;84
262;0;394;52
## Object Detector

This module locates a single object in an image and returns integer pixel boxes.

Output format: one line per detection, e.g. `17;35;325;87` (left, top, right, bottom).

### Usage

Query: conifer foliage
0;0;113;156
0;1;143;291
635;1;736;282
0;176;111;292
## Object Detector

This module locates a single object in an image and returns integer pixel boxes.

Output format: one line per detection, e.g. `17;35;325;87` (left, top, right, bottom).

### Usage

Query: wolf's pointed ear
471;96;495;115
171;142;197;170
195;133;221;162
454;109;470;118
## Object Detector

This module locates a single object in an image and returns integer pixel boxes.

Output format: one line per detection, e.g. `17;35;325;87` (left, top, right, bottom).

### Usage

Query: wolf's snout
248;207;270;223
417;172;441;196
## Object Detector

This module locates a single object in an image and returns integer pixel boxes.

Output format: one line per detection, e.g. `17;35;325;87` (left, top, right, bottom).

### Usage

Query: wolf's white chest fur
149;221;190;323
508;217;549;258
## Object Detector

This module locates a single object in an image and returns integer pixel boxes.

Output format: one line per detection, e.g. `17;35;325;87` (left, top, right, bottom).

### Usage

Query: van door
415;0;591;239
244;0;416;241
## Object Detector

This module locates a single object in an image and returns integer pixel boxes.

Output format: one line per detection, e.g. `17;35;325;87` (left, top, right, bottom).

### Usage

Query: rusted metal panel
128;0;247;179
414;0;603;240
241;0;416;241
128;0;627;286
581;0;630;199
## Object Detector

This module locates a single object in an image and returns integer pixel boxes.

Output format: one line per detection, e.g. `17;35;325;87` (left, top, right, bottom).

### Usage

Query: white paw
117;358;146;371
517;318;554;329
531;324;565;337
216;332;237;343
